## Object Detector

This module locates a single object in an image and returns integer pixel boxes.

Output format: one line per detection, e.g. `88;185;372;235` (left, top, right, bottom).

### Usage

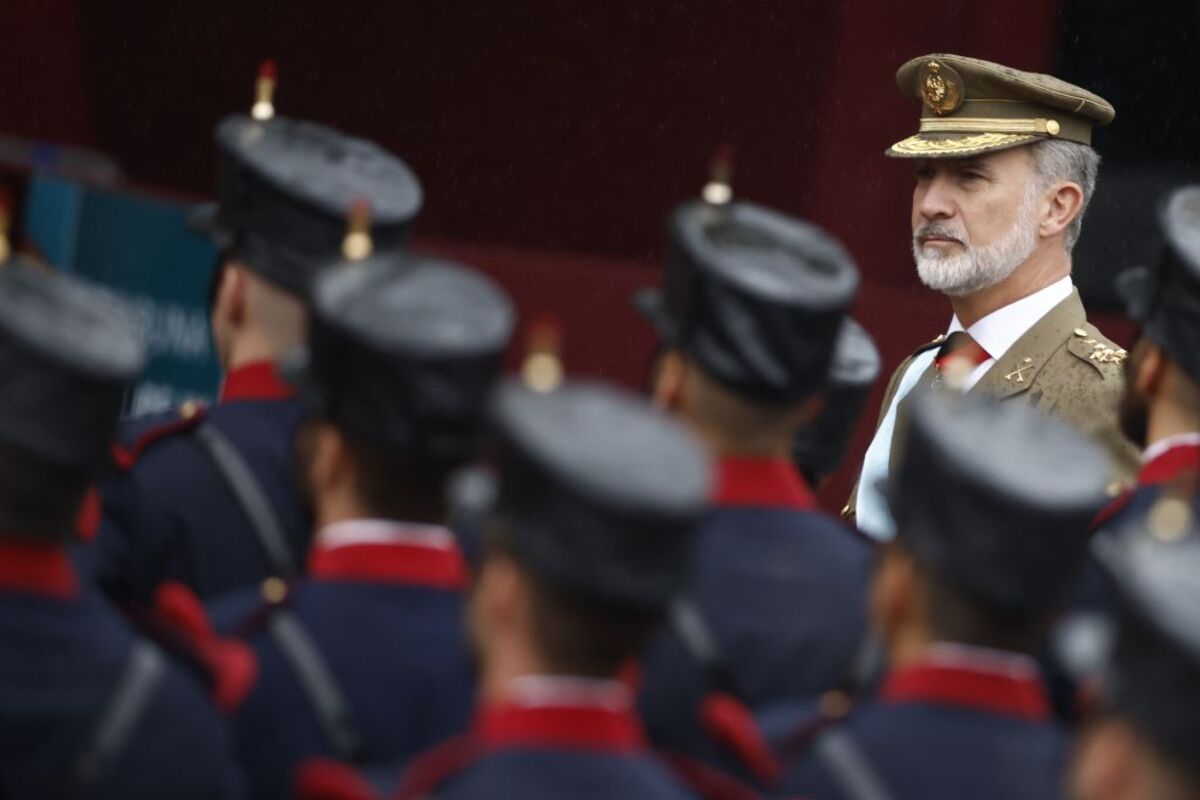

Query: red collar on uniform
476;698;646;752
219;361;295;403
308;521;468;591
881;650;1050;722
713;457;817;510
1139;441;1200;485
0;538;77;599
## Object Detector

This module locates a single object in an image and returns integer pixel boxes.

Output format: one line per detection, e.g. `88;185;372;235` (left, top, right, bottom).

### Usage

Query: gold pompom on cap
701;144;735;206
251;59;277;121
341;198;374;261
521;316;565;394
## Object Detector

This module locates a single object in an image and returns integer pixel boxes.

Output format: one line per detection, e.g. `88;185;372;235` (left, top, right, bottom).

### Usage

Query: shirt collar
218;360;295;403
947;277;1075;362
475;676;645;752
0;538;77;599
309;519;467;590
713;457;817;510
881;643;1049;721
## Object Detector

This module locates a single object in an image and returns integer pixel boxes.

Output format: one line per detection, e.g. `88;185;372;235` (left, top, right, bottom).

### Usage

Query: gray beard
912;190;1040;297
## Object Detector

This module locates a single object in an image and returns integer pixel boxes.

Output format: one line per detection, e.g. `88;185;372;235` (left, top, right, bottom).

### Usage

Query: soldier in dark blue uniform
97;73;423;604
776;389;1109;800
632;174;872;781
1072;487;1200;800
206;242;515;799
793;318;881;490
390;378;758;800
0;261;243;798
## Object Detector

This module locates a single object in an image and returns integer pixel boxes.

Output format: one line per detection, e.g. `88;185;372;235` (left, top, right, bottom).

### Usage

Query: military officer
779;389;1108;799
633;179;872;782
0;261;243;798
1071;487;1200;800
793;318;881;489
97;67;423;603
849;53;1138;539
392;379;757;799
207;238;514;799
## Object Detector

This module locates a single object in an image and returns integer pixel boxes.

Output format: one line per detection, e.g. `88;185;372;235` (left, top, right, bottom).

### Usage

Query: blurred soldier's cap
1116;185;1200;384
793;318;880;485
887;53;1115;159
888;389;1108;613
0;261;145;469
489;380;712;609
189;72;422;295
290;241;513;464
636;186;858;405
1093;484;1200;772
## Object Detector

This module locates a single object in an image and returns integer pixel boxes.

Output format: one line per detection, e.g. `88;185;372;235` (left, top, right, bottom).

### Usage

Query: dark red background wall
0;1;1097;508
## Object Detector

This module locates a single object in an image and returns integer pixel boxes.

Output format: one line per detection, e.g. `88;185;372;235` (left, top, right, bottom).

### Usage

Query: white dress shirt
855;277;1075;540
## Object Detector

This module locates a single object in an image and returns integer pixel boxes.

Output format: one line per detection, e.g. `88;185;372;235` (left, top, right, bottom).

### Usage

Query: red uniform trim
1094;442;1200;528
219;360;295;403
109;411;206;471
714;457;817;510
881;660;1050;722
475;701;647;752
308;542;467;591
0;539;76;599
75;487;101;542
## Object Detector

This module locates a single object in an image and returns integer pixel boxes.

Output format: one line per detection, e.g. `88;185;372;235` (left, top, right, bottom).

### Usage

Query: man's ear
1134;341;1168;400
870;544;918;641
652;349;688;412
1039;180;1086;241
217;264;249;327
308;422;351;497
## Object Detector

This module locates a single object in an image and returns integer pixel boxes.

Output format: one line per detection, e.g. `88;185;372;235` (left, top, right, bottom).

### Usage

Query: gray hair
1029;139;1101;252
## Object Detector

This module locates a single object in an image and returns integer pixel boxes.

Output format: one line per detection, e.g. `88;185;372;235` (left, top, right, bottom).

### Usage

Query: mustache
913;223;968;246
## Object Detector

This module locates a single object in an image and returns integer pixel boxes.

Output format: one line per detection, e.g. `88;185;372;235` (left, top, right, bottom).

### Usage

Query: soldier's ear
1134;341;1167;399
1069;718;1141;800
307;422;348;496
651;349;687;412
870;545;918;640
1038;179;1085;242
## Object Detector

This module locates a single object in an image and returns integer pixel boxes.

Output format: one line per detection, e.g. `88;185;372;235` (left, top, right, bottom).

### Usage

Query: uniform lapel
970;289;1086;400
888;355;939;476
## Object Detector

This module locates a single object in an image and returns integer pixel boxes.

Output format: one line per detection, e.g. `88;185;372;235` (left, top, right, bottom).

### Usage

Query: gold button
1074;328;1088;337
1046;119;1061;136
1106;481;1124;498
179;400;200;419
261;576;288;603
1149;497;1192;543
819;690;852;719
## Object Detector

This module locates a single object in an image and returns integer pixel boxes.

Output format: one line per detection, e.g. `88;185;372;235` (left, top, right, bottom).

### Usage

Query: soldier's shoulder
1057;321;1129;383
111;400;209;472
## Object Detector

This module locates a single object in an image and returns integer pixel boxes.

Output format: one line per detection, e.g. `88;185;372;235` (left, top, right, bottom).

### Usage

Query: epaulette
109;400;208;471
1066;324;1128;376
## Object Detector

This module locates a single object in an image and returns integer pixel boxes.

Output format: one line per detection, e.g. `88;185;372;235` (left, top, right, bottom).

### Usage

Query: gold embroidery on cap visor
887;131;1040;158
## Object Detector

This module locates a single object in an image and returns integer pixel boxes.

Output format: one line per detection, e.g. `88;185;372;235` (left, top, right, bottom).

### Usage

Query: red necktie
934;331;990;390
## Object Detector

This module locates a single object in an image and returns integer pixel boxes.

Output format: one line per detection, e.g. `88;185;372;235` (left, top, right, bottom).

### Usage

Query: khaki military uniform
844;289;1138;520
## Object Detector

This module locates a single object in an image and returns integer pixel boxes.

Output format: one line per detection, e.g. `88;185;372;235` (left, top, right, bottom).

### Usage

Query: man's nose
916;175;956;221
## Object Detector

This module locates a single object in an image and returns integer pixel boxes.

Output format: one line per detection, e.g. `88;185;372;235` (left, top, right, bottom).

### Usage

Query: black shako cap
298;253;514;463
492;380;712;610
0;262;146;470
793;317;881;484
888;389;1108;614
190;115;423;295
1116;185;1200;384
1093;488;1200;773
635;199;858;405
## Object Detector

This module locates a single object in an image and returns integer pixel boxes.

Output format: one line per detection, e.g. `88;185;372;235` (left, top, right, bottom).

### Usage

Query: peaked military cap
1093;486;1200;772
793;317;880;485
0;262;146;469
297;252;513;462
636;199;858;405
1117;185;1200;383
492;380;711;609
887;53;1115;158
191;115;423;294
888;389;1108;613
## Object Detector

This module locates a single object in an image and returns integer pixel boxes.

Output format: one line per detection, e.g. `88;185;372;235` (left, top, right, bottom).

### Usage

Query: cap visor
632;288;679;342
185;203;235;250
886;132;1041;159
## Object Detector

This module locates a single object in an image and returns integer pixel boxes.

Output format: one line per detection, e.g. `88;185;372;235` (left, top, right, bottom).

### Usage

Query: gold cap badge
920;60;963;116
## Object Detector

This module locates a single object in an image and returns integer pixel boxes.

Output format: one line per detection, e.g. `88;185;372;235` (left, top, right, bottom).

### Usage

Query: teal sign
25;176;221;416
